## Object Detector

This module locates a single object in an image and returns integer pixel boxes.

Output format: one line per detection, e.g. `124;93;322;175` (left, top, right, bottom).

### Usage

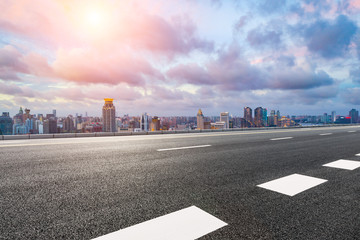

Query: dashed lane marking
257;174;328;197
348;131;356;133
157;145;211;151
92;206;227;240
323;159;360;170
319;133;333;136
270;137;293;141
356;153;360;156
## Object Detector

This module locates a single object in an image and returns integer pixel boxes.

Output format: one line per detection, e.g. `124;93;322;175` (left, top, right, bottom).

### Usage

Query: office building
220;112;229;129
150;116;160;131
197;109;205;130
141;113;149;131
102;98;116;132
0;112;13;135
63;116;75;132
244;107;252;126
43;118;57;134
53;109;56;118
331;111;336;123
349;109;359;123
254;107;264;127
262;108;268;127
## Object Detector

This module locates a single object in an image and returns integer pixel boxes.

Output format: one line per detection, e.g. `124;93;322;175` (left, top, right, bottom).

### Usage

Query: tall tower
141;113;149;131
244;107;252;126
254;107;264;127
197;109;204;129
102;98;116;132
220;112;229;129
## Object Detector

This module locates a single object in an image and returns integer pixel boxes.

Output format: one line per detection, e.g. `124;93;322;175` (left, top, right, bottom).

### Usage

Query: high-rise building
349;109;359;123
53;109;56;118
150;116;160;131
63;116;75;132
276;110;281;119
197;109;204;129
43;118;57;134
262;108;268;127
141;113;149;131
102;98;116;132
331;111;336;123
254;107;264;127
220;112;229;129
244;107;252;126
0;112;13;135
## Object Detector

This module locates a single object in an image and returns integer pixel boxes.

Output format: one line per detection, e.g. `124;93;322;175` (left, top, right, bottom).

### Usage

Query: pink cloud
52;48;163;86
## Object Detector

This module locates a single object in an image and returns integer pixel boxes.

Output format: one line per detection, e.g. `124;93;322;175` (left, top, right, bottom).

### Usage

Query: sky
0;0;360;117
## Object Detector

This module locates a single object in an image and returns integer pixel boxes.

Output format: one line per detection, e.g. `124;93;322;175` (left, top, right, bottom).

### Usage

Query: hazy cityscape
0;98;359;135
1;0;360;239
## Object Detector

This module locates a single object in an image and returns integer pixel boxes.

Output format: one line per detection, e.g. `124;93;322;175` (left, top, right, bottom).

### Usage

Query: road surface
1;126;360;239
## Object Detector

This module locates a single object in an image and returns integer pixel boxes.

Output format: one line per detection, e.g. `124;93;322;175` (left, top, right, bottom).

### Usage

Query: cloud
341;87;360;105
350;67;360;83
167;44;334;91
0;45;29;80
247;28;283;49
257;0;287;14
234;16;248;32
269;69;334;90
166;63;214;85
0;1;214;56
52;48;162;86
300;15;357;58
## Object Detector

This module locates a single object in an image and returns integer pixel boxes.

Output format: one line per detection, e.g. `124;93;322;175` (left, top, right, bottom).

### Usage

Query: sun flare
85;10;103;28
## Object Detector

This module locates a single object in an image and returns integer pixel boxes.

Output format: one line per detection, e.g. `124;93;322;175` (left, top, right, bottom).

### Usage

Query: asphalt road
1;126;360;239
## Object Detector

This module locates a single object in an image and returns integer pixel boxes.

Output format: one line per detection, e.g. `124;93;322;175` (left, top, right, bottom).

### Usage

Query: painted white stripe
257;174;327;197
157;145;211;151
319;133;332;136
323;159;360;170
92;206;227;240
356;153;360;156
348;131;356;133
270;137;293;141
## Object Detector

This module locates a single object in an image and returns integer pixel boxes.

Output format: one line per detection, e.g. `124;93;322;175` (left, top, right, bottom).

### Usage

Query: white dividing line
319;133;333;136
356;153;360;157
157;145;211;152
323;159;360;170
348;131;356;133
257;174;328;197
92;206;227;240
270;137;293;141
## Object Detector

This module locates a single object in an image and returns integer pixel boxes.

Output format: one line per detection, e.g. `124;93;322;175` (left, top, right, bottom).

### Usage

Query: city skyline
1;1;360;116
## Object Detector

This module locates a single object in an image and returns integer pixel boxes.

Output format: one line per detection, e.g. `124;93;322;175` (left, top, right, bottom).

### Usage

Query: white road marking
323;159;360;170
270;137;293;141
157;145;211;151
348;131;356;133
319;133;332;136
92;206;227;240
257;174;328;197
356;153;360;156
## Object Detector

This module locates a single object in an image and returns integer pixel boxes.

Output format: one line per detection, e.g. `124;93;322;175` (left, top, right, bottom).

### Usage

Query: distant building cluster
0;100;359;135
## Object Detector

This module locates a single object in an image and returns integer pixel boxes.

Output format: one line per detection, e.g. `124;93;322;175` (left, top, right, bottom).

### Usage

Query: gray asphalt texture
1;126;360;240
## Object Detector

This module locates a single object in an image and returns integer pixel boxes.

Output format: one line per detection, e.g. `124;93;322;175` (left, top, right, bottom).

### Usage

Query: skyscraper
244;107;252;126
262;108;268;127
197;109;204;129
220;112;229;129
331;111;336;123
254;107;264;127
141;113;149;131
349;109;359;123
102;98;116;132
0;112;13;135
53;109;56;118
150;116;160;131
